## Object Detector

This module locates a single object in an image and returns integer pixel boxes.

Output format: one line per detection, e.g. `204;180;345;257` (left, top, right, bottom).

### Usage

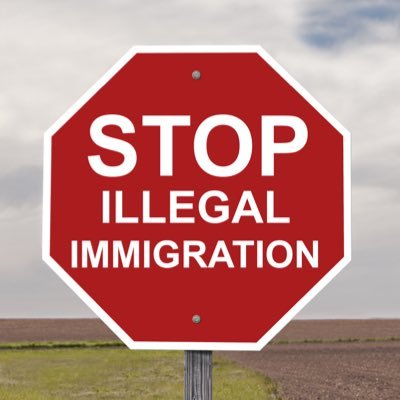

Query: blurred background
1;0;399;318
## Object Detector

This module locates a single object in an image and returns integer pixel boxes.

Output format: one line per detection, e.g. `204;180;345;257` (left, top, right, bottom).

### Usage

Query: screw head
192;70;201;80
192;314;201;324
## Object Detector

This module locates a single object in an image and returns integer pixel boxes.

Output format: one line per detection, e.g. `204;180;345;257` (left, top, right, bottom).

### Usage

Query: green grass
0;347;281;399
0;341;124;351
1;335;399;352
273;336;400;345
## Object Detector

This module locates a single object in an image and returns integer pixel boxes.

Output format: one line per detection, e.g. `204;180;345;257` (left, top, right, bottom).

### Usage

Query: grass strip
0;347;281;399
0;341;124;350
0;336;399;351
273;336;400;345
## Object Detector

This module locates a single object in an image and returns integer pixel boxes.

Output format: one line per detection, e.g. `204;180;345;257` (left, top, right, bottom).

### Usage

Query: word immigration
71;239;318;270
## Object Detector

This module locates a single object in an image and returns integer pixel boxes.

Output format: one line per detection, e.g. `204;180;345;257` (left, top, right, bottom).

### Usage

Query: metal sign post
184;351;212;400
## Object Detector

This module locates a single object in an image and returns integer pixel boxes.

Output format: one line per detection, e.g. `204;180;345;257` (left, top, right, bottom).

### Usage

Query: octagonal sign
43;46;351;351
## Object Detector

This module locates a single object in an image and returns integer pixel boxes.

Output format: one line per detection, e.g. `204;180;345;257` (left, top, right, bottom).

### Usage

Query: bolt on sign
43;46;351;351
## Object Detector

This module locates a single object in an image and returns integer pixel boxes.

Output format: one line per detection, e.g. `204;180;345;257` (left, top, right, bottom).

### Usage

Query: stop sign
43;46;351;350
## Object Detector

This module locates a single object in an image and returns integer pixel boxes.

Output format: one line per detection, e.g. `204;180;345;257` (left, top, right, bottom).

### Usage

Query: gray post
184;351;212;400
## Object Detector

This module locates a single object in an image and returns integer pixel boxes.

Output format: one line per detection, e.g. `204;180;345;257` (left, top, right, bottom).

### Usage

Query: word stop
88;114;308;177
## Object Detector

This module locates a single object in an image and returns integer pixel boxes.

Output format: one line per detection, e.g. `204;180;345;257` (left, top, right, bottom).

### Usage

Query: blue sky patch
302;1;400;48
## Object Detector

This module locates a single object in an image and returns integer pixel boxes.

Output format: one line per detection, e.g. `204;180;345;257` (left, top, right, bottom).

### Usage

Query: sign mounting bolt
192;70;201;80
192;314;201;324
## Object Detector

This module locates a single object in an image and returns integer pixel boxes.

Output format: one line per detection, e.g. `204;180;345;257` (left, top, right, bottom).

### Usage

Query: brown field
0;318;115;343
1;319;399;399
1;318;399;343
222;341;400;400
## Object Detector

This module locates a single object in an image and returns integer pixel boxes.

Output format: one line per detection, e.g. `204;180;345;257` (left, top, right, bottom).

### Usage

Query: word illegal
102;190;290;224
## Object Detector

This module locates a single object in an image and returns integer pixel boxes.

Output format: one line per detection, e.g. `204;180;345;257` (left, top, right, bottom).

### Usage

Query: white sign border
43;45;351;351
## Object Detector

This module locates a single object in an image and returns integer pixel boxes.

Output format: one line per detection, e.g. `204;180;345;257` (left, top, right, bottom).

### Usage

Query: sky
0;0;399;318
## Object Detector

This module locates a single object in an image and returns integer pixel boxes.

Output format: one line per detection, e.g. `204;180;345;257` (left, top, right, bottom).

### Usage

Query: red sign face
43;46;351;350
